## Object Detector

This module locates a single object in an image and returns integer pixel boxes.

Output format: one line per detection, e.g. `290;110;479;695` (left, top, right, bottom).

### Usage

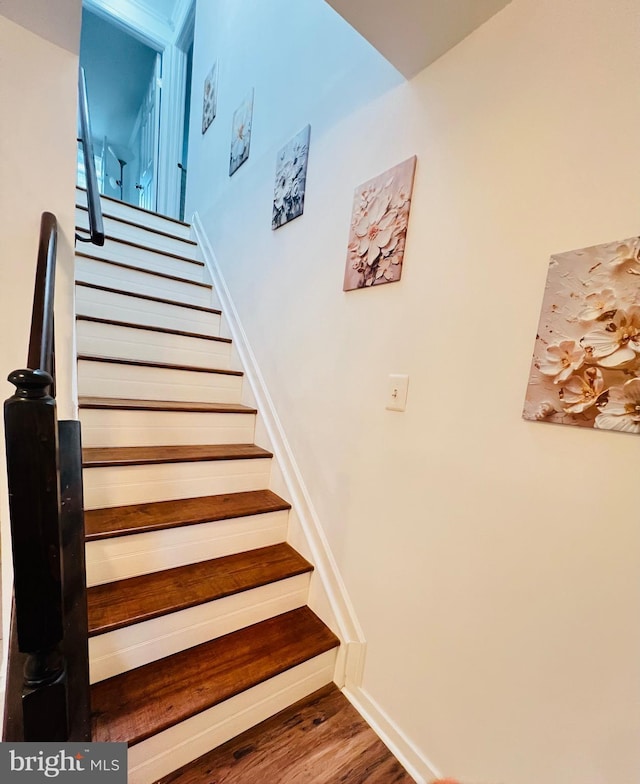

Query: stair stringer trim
193;212;365;689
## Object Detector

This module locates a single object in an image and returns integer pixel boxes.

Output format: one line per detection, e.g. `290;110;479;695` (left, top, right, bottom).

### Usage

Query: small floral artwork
343;156;416;291
272;125;311;230
523;236;640;434
201;61;218;135
229;89;254;176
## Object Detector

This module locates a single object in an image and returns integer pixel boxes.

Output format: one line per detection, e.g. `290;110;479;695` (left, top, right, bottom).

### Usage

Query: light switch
386;374;409;412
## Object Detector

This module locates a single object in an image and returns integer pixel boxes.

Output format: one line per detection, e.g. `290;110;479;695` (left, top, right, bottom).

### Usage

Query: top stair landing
75;188;193;243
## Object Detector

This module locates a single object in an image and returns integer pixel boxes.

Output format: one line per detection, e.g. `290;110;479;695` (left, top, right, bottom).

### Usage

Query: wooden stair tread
85;489;291;541
154;684;413;784
77;353;243;376
76;281;221;315
75;228;204;266
75;253;212;289
77;204;197;245
83;443;272;468
87;543;312;636
76;315;232;343
76;187;191;228
90;607;339;746
79;397;256;414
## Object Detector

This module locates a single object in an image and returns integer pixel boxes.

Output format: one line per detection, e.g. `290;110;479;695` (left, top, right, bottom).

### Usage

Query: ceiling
325;0;512;78
0;0;512;78
0;0;82;53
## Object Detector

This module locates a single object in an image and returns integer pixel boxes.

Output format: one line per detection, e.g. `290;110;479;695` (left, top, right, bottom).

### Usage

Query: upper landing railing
76;66;104;247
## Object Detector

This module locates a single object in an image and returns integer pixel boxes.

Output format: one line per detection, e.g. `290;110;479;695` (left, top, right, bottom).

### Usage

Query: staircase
74;192;340;783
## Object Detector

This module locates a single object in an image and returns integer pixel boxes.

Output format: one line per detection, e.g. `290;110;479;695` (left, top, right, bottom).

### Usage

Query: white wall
186;1;640;782
0;11;80;677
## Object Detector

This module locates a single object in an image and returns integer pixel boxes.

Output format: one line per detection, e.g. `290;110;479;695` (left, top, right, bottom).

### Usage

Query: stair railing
3;212;91;742
76;66;105;247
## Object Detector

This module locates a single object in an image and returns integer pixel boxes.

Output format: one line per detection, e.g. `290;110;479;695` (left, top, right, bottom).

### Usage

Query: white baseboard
343;685;442;784
193;213;366;686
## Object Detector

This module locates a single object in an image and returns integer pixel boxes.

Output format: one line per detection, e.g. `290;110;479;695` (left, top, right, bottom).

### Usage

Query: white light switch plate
386;374;409;411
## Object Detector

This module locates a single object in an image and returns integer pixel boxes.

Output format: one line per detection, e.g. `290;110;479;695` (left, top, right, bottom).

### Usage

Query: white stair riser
76;257;213;307
81;240;203;282
75;286;221;337
77;360;242;404
89;574;310;683
86;510;289;585
84;457;272;510
76;207;197;257
76;190;192;240
76;321;233;371
127;650;337;784
80;408;256;448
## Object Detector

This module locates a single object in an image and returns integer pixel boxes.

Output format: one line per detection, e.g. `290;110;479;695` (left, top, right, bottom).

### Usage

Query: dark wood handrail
3;211;90;741
27;212;57;381
77;67;105;247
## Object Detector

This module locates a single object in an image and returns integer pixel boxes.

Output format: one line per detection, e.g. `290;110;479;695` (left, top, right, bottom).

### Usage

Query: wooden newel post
4;368;69;740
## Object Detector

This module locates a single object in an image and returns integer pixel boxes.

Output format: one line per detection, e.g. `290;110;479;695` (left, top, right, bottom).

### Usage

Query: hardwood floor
154;684;414;784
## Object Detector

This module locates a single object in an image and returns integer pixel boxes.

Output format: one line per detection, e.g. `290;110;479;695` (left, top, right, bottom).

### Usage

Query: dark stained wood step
76;187;191;228
76;315;232;343
77;354;243;376
75;281;221;315
88;543;312;636
153;684;413;784
79;397;257;414
83;443;272;468
77;204;197;245
91;607;339;746
76;228;204;266
76;253;212;289
85;489;291;541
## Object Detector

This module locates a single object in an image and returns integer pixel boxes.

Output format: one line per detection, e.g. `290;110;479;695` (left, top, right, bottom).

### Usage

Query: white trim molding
343;686;443;784
193;213;367;688
171;0;194;38
83;0;171;48
156;43;186;218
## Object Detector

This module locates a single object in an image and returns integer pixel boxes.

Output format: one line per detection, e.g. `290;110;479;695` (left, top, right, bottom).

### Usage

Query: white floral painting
229;89;254;176
523;236;640;434
201;61;218;135
343;156;416;291
272;125;311;230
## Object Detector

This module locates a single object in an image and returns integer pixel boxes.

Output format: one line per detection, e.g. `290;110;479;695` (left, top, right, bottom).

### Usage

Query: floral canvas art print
229;89;254;176
272;125;311;230
523;236;640;434
201;61;218;135
343;156;416;290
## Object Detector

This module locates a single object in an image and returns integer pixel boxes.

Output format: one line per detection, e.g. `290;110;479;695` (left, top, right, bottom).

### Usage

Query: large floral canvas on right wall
523;236;640;434
343;156;416;291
